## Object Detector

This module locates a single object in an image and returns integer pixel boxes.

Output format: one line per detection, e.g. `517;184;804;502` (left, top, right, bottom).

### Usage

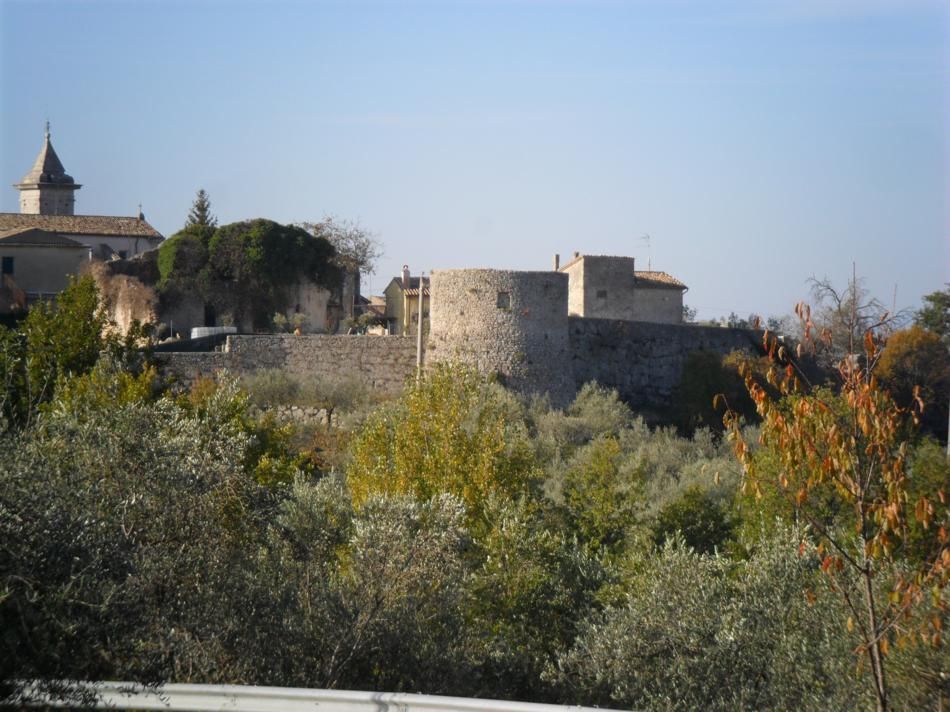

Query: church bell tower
14;122;81;215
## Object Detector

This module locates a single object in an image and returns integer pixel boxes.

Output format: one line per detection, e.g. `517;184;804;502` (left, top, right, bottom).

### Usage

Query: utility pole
416;272;426;380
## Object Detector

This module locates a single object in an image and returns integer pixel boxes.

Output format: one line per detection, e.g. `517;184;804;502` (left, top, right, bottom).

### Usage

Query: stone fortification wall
155;351;231;389
569;317;763;408
156;301;764;414
157;334;417;393
631;286;683;324
428;269;575;407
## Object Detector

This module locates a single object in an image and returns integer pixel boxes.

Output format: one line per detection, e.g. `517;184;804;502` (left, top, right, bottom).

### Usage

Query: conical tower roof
16;123;79;187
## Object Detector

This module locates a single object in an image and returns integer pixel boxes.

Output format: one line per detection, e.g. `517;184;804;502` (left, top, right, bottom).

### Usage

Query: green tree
346;363;539;527
554;529;867;711
0;276;127;430
561;435;644;557
207;219;339;329
652;485;733;554
914;286;949;344
0;376;280;702
877;325;950;441
467;495;603;702
186;188;217;228
158;219;341;331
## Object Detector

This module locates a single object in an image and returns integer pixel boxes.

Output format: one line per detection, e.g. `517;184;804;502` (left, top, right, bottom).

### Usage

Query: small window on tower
596;289;608;299
1;257;13;275
496;291;510;309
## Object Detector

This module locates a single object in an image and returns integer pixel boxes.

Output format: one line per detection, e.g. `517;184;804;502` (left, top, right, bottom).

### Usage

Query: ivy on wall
156;219;341;330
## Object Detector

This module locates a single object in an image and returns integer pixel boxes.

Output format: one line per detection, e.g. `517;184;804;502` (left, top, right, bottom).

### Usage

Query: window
496;291;510;309
1;257;13;275
118;250;128;259
596;289;607;299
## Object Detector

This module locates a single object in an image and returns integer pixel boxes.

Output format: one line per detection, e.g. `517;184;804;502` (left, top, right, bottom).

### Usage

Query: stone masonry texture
428;269;575;407
157;291;763;411
569;317;764;408
157;335;418;394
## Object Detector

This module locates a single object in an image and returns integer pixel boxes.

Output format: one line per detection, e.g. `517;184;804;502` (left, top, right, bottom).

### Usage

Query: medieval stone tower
428;268;575;407
14;123;81;216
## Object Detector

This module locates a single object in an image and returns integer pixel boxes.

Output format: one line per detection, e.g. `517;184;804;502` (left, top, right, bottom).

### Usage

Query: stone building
557;253;686;324
0;125;163;270
383;265;429;336
0;227;88;307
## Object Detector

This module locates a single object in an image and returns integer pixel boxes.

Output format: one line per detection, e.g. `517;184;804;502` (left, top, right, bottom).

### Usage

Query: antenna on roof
640;233;652;270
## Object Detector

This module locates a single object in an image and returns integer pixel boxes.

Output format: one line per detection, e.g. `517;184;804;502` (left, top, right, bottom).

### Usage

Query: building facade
383;265;429;336
558;253;686;324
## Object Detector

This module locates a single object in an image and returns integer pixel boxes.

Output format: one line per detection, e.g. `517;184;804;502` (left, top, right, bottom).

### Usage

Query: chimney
402;264;410;287
553;253;560;271
573;251;580;258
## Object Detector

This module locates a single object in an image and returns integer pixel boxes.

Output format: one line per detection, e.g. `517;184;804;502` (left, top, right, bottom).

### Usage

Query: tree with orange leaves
724;299;948;712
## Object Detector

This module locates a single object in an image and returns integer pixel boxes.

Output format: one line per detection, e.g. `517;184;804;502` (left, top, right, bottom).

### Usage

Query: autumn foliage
725;303;949;712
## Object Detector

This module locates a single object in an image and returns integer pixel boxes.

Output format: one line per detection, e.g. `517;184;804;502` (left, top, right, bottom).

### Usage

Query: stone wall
569;317;764;408
87;261;159;336
429;269;575;407
631;286;683;324
155;351;231;389
155;313;765;414
157;334;418;394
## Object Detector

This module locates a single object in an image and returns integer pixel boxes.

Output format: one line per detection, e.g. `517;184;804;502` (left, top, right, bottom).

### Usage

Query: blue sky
1;0;946;320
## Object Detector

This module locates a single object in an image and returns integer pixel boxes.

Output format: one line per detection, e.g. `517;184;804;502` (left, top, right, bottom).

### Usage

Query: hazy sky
1;0;946;320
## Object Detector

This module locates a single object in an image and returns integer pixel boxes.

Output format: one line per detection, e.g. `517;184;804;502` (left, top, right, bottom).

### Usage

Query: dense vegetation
157;219;341;330
1;280;947;710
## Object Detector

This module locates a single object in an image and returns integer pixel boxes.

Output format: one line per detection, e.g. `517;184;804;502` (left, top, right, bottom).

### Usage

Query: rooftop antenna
640;233;652;270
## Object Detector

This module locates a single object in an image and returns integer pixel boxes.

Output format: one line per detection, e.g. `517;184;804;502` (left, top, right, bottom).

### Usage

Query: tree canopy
914;286;950;344
157;218;341;330
298;217;383;275
726;302;949;712
186;188;217;228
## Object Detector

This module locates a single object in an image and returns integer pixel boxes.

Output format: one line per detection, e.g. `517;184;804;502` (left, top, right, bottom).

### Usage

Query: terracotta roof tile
0;213;163;239
0;227;86;247
634;270;687;289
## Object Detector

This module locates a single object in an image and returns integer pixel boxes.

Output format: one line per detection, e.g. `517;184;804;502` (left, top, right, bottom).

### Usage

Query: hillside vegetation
0;279;947;710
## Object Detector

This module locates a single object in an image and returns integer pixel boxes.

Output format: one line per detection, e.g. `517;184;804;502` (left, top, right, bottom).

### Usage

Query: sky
1;0;946;321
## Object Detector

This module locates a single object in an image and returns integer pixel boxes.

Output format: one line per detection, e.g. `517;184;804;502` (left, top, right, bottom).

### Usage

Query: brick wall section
156;335;418;393
569;317;764;408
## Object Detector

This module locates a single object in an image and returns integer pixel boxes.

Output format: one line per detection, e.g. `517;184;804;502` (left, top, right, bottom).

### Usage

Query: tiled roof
635;270;687;289
389;276;430;296
0;213;163;239
0;227;86;248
